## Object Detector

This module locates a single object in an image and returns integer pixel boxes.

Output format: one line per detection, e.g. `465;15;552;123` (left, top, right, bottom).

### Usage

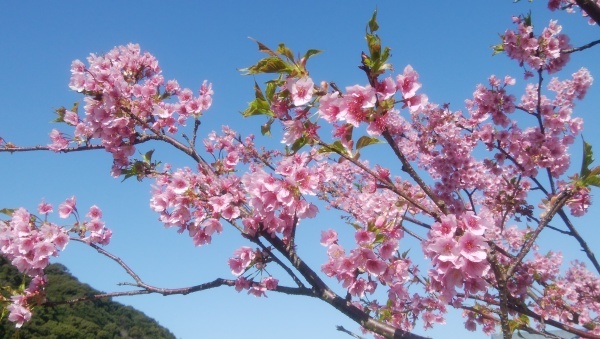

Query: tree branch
317;139;439;220
381;130;447;218
261;231;429;339
562;39;600;53
506;189;573;277
576;0;600;27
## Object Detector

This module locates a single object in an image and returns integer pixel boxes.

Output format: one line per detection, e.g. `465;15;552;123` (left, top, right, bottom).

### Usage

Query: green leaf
239;57;291;75
583;175;600;188
367;34;381;61
303;49;322;61
277;43;294;61
356;136;383;150
381;46;391;63
523;11;532;27
581;138;594;178
261;118;274;136
0;208;15;216
290;136;307;154
349;222;361;230
142;150;154;164
52;106;66;123
368;8;379;33
121;171;136;182
491;41;505;56
241;98;274;117
589;165;600;177
318;140;347;155
265;81;278;102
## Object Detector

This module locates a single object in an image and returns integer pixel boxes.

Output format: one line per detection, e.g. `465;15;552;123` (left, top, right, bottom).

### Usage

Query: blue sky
1;1;599;338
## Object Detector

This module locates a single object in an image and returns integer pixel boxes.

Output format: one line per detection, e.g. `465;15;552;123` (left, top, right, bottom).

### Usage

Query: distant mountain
0;257;176;339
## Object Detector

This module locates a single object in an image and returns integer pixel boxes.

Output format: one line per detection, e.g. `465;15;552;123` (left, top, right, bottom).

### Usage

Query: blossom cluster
227;247;279;297
241;152;320;238
51;44;213;176
0;198;111;327
503;18;571;74
2;4;595;334
316;65;425;134
422;213;492;303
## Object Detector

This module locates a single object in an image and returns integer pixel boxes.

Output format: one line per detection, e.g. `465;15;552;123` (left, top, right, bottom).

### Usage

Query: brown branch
337;325;367;339
261;231;430;339
458;294;600;339
506;190;573;277
576;0;600;27
45;279;314;307
562;39;600;53
316;139;439;220
556;209;600;274
251;234;307;288
381;130;447;218
489;246;511;339
1;144;106;153
72;239;144;284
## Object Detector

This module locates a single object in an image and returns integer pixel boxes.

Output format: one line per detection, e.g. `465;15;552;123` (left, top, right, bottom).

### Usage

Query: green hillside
0;257;176;339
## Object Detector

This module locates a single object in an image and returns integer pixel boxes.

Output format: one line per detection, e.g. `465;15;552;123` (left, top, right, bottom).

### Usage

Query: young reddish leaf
254;80;266;101
248;37;277;56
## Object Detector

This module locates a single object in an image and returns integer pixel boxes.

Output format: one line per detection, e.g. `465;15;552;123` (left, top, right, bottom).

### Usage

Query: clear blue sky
1;2;599;338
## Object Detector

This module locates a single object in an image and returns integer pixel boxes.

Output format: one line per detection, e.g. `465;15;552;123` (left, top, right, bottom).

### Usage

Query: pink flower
248;285;267;297
58;196;77;219
37;200;53;215
234;277;251;292
287;77;314;106
48;129;69;152
7;298;31;328
379;240;398;260
262;276;278;290
365;259;387;276
396;65;421;99
229;246;256;276
281;120;304;145
429;237;460;263
170;172;189;194
355;229;375;246
317;92;345;123
377;76;397;100
228;258;245;276
320;229;338;246
431;214;458;238
64;110;79;125
86;205;102;220
203;218;223;236
458;232;488;262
